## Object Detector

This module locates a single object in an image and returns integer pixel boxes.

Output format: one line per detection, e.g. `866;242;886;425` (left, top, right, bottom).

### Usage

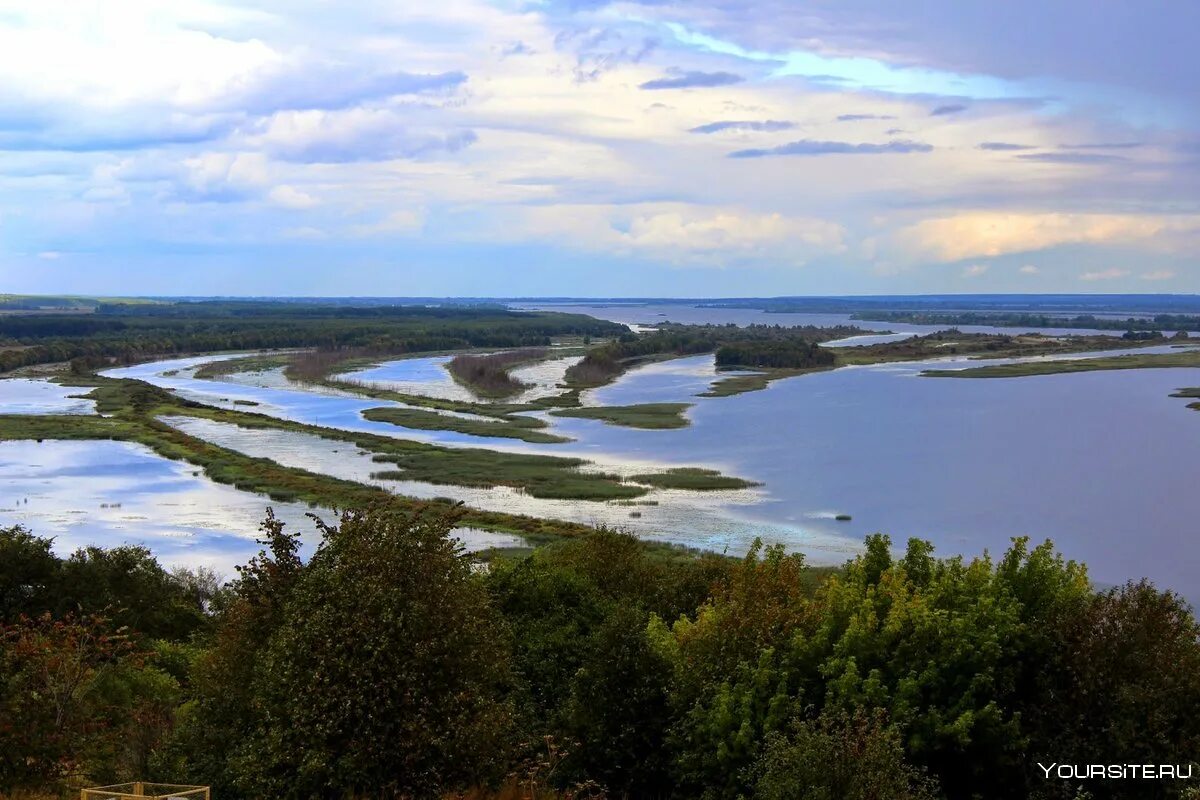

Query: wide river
1;303;1198;596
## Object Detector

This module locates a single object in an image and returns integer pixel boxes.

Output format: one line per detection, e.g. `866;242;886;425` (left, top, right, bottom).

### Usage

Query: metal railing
81;783;210;800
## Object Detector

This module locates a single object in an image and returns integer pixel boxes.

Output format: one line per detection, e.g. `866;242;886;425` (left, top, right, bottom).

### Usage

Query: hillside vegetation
3;510;1197;800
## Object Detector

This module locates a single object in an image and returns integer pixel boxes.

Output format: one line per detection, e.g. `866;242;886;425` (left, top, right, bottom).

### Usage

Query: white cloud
1;0;1198;290
1079;268;1130;281
1141;269;1177;281
350;209;426;237
268;185;318;209
492;203;845;264
892;212;1200;263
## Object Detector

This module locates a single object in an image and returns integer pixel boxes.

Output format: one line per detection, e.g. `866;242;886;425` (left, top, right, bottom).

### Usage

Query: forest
563;324;862;387
0;302;624;374
714;340;835;370
851;310;1200;333
3;509;1197;800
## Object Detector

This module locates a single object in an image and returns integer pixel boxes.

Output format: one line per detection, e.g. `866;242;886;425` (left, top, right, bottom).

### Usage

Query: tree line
3;510;1197;799
564;324;862;386
0;303;625;374
855;310;1200;332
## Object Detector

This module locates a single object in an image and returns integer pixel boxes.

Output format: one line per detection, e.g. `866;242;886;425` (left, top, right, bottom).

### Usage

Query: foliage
4;514;1200;800
564;324;861;387
715;339;835;370
447;348;549;398
0;612;164;790
549;402;693;430
0;303;622;373
748;708;941;800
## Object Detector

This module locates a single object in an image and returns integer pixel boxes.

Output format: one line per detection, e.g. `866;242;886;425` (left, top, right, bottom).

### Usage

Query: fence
81;783;210;800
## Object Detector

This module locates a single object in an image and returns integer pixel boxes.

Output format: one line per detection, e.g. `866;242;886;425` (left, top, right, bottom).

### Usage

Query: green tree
238;507;515;798
748;708;940;800
0;526;60;621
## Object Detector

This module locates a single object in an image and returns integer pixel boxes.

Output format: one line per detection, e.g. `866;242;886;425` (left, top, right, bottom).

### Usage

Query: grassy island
921;347;1200;378
550;402;692;429
629;467;760;491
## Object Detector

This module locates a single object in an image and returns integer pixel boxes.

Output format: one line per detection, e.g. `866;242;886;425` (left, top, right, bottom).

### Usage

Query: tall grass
446;348;548;398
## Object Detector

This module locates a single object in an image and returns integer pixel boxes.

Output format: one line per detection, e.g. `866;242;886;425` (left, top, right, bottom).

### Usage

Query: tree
0;613;135;791
237;507;515;798
749;709;940;800
0;526;60;621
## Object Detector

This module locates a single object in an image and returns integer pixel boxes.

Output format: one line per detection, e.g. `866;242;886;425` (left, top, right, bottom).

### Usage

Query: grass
361;405;569;444
921;348;1200;378
0;408;597;541
445;348;548;398
193;352;295;379
549;402;692;429
628;467;760;491
22;375;755;510
699;367;829;397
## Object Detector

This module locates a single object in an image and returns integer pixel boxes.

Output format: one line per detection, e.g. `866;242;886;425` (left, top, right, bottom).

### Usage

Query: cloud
231;68;468;115
495;203;846;263
1019;264;1040;274
1141;269;1177;281
174;151;270;202
689;120;794;134
977;141;1034;151
1017;152;1126;164
836;113;896;122
962;263;988;277
350;209;426;237
892;212;1200;262
639;70;744;90
245;109;477;163
930;104;967;116
1060;142;1143;150
268;185;318;210
1080;268;1129;281
729;139;933;158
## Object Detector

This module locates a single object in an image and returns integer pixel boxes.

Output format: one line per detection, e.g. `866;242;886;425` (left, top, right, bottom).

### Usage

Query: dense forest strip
698;331;1160;398
549;402;692;429
853;309;1200;332
832;330;1167;366
444;347;549;398
0;301;624;373
562;324;866;389
921;347;1200;378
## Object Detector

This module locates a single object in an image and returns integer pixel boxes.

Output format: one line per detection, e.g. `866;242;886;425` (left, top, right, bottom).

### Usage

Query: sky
1;0;1198;297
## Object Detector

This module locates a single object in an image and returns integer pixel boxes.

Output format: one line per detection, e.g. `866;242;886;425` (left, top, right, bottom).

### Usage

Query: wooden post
133;782;144;797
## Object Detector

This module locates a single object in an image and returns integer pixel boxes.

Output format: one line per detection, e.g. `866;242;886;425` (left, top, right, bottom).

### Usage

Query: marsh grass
361;406;569;443
922;348;1200;378
446;348;549;398
628;467;760;491
549;402;692;429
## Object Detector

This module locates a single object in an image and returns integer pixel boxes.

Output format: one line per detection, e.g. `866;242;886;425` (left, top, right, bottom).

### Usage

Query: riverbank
921;347;1200;378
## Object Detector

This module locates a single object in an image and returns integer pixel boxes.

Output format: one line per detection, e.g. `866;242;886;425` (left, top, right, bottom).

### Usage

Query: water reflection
0;439;527;574
0;378;96;415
